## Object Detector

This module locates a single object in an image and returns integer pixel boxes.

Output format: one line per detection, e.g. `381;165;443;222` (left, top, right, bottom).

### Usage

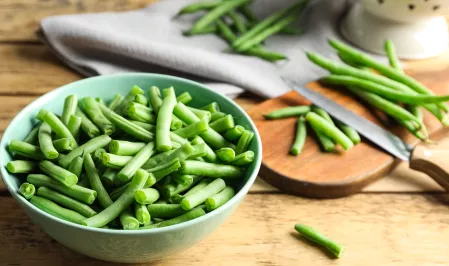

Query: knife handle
410;142;449;191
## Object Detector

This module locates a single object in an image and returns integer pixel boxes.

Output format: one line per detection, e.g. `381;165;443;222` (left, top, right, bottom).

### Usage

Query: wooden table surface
1;1;449;265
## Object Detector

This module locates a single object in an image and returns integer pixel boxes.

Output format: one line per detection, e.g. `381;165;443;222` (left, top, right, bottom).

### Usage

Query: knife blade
282;77;412;161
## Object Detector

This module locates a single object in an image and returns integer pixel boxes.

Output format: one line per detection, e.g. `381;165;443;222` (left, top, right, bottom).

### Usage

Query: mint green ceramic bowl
0;73;262;263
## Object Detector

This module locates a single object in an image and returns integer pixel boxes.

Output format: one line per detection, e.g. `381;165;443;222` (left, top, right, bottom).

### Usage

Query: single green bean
147;204;189;219
146;158;182;181
311;123;335;152
181;178;226;210
144;173;157;188
184;25;217;36
156;91;177;152
181;160;243;179
61;95;78;127
100;153;133;169
115;85;145;116
52;138;76;152
228;10;246;34
109;140;145;156
187;107;211;121
190;0;250;33
294;223;344;258
141;150;175;169
38;122;59;159
101;168;118;187
235;130;254;155
37;186;96;217
209;114;235;133
83;169;148;227
19;182;35;199
9;140;46;160
67;115;82;139
201;102;220;113
67;156;83;178
128;102;153;114
140;207;206;229
223;125;245;142
134;202;151;225
311;106;334;125
77;173;91;188
84;153;113;208
231;150;254;166
205;186;235;211
157;142;196;166
108;94;125;112
165;176;203;198
306;112;354;150
210;111;226;122
173;119;208;138
37;110;77;145
120;207;140;230
75;107;101;138
177;0;221;15
58;135;112;168
176;92;192;105
290;117;307;155
30;196;86;224
118;142;156;182
169;194;183;204
134;188;160;205
109;182;130;201
39;160;78;187
335;120;361;145
130;120;156;132
384;40;402;72
171;173;196;187
6;160;36;174
127;105;157;124
329;38;448;112
148;86;163;113
216;147;235;162
187;143;207;160
191;136;217;162
24;124;40;145
134;94;148;106
27;174;97;204
264;106;310;119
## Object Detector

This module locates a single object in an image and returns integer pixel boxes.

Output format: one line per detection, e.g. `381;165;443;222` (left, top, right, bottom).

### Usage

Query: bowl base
341;2;449;59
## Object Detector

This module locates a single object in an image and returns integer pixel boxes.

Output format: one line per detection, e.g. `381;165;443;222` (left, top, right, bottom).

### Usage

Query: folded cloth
39;0;354;98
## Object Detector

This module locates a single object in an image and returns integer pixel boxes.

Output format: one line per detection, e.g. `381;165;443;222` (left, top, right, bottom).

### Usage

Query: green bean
27;174;97;204
205;186;235;211
134;203;151;225
294;224;344;258
140;207;206;229
235;10;300;52
100;153;133;169
120;207;140;230
77;173;91;188
67;156;83;178
147;204;188;219
306;112;353;150
173;119;208;138
235;130;254;155
177;0;221;15
398;119;428;140
191;136;217;162
228;10;247;34
128;102;153;114
223;125;245;142
118;142;156;182
98;104;154;142
19;182;35;199
84;153;113;208
230;150;254;166
174;103;235;149
83;169;148;227
201;102;220;113
210;111;226;122
216;147;235;162
24;124;40;145
187;143;207;160
172;173;196;187
279;26;304;35
37;110;77;146
30;196;86;224
130;120;156;132
108;94;125;112
52;138;76;152
216;19;287;62
37;122;59;159
329;39;448;112
232;0;304;48
209;114;235;133
109;182;129;201
142;150;175;169
335;120;361;145
59;135;112;168
39;160;78;187
290;117;307;155
9;140;46;160
311;123;335;152
95;98;106;106
134;188;160;205
176;92;192;105
239;4;257;22
109;140;145;156
67;115;82;139
170;132;189;145
181;160;243;179
75;107;101;138
165;176;203;198
127;105;157;124
159;142;196;165
156;90;177;152
185;178;211;196
311;106;334;125
187;107;211;121
144;173;157;188
149;86;163;113
61;95;78;126
184;25;217;36
134;94;148;106
181;178;225;210
146;158;182;181
6;160;36;174
101;168;118;187
323;75;449;105
169;194;183;204
384;40;402;72
37;186;96;217
115;85;145;116
190;0;250;34
264;106;310;119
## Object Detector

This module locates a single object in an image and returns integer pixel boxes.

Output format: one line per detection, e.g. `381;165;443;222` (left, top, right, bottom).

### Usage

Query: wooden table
1;1;449;265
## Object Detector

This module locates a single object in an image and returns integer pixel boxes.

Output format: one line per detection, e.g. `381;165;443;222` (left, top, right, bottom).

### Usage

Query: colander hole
408;4;415;10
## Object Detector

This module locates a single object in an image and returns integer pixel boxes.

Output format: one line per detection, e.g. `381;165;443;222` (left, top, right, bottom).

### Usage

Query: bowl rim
0;72;262;235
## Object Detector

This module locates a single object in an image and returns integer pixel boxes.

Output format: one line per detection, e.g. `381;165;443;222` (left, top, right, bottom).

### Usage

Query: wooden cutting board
248;62;449;198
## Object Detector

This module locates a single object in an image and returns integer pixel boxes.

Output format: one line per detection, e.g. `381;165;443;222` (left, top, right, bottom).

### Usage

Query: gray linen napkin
39;0;353;98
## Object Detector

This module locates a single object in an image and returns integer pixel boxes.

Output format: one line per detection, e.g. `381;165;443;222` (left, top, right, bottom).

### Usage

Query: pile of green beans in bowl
5;85;255;230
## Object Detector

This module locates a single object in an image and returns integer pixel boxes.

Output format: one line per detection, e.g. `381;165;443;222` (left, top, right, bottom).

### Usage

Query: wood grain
1;193;449;266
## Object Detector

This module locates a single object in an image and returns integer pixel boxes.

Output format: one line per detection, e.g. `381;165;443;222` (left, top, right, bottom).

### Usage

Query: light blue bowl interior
0;73;262;235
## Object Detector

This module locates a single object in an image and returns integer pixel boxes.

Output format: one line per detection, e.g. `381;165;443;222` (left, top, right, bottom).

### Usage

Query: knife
282;77;449;191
